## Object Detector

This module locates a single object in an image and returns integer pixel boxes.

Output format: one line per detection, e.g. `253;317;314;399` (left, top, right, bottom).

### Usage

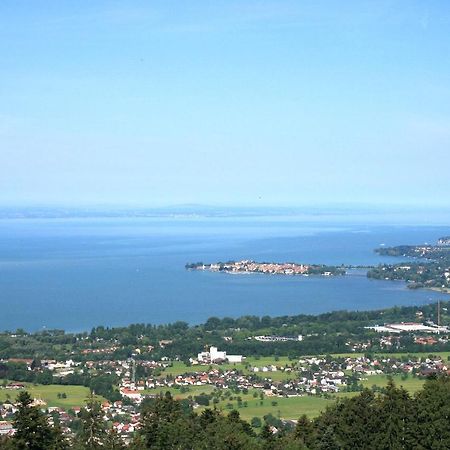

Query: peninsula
375;237;450;260
369;236;450;291
185;260;346;276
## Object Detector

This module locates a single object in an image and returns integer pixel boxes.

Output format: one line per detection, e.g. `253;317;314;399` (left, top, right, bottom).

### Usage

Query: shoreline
427;287;450;294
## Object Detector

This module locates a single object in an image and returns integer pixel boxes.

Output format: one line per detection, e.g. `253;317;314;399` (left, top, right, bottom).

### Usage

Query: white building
119;388;142;403
197;346;243;364
366;322;450;334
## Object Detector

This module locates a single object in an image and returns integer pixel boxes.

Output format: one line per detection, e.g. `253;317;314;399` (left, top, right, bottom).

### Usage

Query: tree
200;418;260;450
372;379;413;450
199;408;220;428
49;423;70;450
0;435;17;450
75;393;106;450
138;392;196;449
12;391;57;450
293;414;315;447
103;428;126;450
261;423;274;442
324;389;377;449
251;417;262;428
317;425;339;450
413;376;450;449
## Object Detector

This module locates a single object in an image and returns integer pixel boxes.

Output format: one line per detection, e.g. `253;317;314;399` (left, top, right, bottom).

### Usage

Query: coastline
428;287;450;294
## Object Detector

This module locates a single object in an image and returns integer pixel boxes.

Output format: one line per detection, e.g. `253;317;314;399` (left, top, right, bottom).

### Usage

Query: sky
1;1;450;208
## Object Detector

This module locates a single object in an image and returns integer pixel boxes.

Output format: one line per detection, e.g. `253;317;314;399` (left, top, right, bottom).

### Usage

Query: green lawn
259;370;297;382
0;384;104;409
143;385;215;399
245;357;292;366
362;374;425;394
202;392;337;420
162;361;212;377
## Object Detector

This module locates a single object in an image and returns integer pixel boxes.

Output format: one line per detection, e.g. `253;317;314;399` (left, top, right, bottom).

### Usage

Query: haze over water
1;209;449;332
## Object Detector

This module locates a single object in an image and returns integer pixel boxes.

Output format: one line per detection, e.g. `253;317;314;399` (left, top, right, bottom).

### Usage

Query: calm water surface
0;216;448;332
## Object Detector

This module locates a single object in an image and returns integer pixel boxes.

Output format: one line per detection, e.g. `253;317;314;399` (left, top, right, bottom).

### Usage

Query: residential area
2;342;450;441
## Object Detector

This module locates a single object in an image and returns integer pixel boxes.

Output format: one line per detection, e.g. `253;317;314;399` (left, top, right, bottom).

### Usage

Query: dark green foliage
293;414;316;448
279;377;450;450
137;392;199;449
413;376;450;449
89;374;120;401
75;393;107;450
193;393;210;406
103;428;126;450
251;416;262;428
12;391;65;450
0;436;17;450
372;380;413;450
136;392;260;449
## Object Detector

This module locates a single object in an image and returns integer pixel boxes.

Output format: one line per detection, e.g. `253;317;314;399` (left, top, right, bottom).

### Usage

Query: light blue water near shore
0;215;449;332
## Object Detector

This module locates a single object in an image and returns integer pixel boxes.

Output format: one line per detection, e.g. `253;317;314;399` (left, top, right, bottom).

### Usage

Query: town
2;310;450;442
185;260;345;276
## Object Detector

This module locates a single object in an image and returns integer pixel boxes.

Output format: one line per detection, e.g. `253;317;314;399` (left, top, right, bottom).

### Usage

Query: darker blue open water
0;216;448;332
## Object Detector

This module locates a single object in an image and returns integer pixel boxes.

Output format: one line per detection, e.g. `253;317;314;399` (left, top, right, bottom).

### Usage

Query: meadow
0;384;104;409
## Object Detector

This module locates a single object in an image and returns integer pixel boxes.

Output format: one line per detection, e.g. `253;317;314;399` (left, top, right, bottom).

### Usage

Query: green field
0;384;104;409
143;382;337;419
143;385;215;399
362;374;425;394
143;384;359;420
208;394;337;420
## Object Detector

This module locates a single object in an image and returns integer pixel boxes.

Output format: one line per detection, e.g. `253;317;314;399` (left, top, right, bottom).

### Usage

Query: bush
251;417;262;428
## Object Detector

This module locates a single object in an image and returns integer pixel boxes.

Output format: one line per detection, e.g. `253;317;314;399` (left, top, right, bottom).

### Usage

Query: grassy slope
0;384;104;409
361;374;425;394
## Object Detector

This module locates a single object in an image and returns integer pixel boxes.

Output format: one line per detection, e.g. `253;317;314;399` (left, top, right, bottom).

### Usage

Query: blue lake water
0;216;449;332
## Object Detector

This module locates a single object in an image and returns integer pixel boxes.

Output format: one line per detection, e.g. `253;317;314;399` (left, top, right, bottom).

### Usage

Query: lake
0;214;448;332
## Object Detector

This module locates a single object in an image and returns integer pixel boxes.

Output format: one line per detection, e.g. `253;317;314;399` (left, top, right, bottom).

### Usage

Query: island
185;260;346;276
369;236;450;291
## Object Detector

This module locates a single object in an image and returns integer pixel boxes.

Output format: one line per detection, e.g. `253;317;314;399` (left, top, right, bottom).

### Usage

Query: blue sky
1;1;450;207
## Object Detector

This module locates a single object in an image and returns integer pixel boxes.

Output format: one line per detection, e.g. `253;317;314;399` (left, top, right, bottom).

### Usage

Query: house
0;421;14;436
119;388;142;402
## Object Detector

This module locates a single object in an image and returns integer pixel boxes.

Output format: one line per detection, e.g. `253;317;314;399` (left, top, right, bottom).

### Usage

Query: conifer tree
138;392;196;449
75;393;106;450
373;379;413;450
12;391;56;450
104;428;126;450
413;376;450;449
293;414;316;448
